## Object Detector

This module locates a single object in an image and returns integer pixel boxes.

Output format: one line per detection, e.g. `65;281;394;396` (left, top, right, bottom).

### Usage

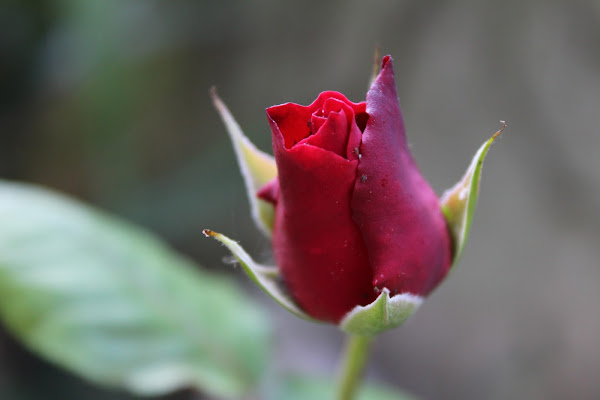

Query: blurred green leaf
267;375;417;400
0;181;271;398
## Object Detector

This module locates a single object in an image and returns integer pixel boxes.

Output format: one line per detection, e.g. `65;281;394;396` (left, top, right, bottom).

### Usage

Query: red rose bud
257;56;453;323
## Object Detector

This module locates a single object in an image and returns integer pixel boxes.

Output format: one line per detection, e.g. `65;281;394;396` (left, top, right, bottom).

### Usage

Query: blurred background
1;0;599;399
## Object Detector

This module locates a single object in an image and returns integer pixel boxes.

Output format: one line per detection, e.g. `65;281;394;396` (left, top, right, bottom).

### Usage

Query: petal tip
381;54;392;69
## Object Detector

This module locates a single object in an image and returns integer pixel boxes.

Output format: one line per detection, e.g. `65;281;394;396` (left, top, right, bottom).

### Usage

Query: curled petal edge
340;289;423;336
211;88;277;237
202;229;313;321
441;121;506;269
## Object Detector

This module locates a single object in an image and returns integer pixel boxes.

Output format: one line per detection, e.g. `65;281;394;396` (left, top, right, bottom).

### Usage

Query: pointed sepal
440;122;505;268
211;88;277;236
340;289;423;336
368;45;382;89
202;229;313;321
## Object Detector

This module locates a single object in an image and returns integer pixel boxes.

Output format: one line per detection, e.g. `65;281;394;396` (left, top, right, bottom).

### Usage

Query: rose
256;56;453;323
204;52;501;396
208;53;502;331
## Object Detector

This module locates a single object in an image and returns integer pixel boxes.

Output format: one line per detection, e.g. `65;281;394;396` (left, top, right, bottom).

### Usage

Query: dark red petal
267;91;366;151
345;120;362;161
319;97;363;161
267;114;376;323
310;114;327;134
302;109;348;158
257;177;279;205
351;56;452;297
267;103;313;149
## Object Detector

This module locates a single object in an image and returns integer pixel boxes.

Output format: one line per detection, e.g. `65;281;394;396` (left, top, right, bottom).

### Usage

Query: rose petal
268;103;313;149
310;114;327;135
267;91;366;154
351;56;452;297
265;113;376;323
302;109;348;158
346;120;363;161
257;177;279;205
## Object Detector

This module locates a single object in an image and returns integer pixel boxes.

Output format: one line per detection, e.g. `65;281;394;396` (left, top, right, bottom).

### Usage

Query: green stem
335;334;373;400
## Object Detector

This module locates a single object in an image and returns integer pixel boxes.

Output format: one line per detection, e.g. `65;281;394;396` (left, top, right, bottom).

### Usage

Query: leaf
340;289;422;336
0;181;271;398
267;375;418;400
202;229;313;321
211;88;278;236
440;122;505;268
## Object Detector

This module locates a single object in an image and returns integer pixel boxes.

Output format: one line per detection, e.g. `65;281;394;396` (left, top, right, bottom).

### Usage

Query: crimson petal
351;56;452;297
265;110;376;322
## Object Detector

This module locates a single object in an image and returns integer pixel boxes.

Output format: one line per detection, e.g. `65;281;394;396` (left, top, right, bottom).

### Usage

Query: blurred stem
335;334;372;400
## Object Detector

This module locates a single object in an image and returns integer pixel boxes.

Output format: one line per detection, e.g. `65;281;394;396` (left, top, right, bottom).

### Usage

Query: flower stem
335;334;373;400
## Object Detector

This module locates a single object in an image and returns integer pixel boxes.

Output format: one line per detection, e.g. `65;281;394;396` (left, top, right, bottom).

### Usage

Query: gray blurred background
1;0;599;399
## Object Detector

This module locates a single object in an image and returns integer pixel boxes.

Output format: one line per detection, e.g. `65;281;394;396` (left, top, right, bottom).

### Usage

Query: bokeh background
1;1;599;399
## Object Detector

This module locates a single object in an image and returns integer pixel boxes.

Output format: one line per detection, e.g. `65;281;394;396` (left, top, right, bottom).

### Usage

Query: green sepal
339;288;423;336
211;88;277;236
368;46;382;89
203;229;313;321
441;122;505;268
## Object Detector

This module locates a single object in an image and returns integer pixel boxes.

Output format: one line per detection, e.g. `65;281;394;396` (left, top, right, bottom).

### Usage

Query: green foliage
0;181;271;398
